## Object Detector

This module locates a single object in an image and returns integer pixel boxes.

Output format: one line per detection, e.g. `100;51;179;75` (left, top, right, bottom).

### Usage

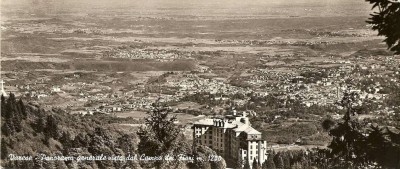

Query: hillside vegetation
0;94;224;169
1;93;141;168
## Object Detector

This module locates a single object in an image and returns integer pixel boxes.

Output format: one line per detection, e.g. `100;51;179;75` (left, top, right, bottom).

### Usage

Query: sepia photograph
0;0;399;168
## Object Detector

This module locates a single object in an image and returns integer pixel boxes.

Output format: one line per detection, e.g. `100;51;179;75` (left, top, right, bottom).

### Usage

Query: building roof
194;118;213;126
244;126;261;135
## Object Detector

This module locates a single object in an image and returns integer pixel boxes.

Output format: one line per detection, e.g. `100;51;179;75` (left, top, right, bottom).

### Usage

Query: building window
250;151;252;154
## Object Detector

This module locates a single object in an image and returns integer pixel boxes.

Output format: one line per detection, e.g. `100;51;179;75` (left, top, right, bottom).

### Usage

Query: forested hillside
1;93;141;168
0;94;225;169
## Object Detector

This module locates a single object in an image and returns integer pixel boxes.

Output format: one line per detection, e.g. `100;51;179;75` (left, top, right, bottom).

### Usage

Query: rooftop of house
244;126;261;135
194;118;214;126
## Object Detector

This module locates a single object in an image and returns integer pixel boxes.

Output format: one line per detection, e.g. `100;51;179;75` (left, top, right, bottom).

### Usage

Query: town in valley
1;0;400;168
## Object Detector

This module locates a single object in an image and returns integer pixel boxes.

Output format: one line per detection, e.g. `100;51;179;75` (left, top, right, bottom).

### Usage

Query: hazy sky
1;0;372;18
2;0;371;8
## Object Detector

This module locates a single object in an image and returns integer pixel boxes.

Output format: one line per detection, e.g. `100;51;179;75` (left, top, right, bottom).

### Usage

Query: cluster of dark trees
136;103;226;169
235;148;341;169
247;94;283;110
1;93;140;169
366;0;400;54
1;94;26;137
320;91;400;168
385;85;400;108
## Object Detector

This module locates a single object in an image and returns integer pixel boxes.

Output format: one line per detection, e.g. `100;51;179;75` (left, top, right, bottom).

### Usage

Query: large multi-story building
193;111;267;168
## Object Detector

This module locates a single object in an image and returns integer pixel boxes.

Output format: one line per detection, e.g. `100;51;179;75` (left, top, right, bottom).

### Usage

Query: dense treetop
366;0;400;54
